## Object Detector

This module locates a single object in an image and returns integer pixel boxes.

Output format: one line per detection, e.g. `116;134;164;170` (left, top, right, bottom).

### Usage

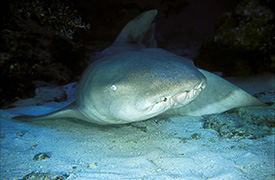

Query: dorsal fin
113;9;158;48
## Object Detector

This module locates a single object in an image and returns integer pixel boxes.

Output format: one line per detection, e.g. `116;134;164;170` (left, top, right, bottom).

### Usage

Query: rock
33;153;50;161
22;171;68;180
233;105;275;127
203;105;274;139
0;1;90;108
10;85;68;108
0;28;88;108
215;0;274;51
195;0;275;76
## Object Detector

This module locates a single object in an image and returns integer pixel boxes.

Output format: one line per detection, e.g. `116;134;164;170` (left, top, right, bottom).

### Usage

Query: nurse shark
13;10;265;125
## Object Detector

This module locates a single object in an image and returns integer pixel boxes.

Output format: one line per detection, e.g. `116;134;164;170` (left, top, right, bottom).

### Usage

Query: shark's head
76;10;205;124
77;49;206;124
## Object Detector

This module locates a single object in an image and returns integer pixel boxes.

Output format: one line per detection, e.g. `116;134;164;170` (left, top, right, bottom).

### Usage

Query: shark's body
13;10;264;125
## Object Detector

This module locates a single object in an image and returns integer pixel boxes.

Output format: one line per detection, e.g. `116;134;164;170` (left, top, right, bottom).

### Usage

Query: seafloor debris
33;153;50;161
22;171;68;180
203;105;274;139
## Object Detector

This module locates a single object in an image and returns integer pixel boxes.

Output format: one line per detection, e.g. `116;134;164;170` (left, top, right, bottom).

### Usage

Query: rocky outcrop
195;0;274;76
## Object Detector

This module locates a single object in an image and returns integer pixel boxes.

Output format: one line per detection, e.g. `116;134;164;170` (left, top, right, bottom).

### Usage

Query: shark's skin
13;10;265;125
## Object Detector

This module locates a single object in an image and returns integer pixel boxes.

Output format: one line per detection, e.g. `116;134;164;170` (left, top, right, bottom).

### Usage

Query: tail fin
113;9;158;48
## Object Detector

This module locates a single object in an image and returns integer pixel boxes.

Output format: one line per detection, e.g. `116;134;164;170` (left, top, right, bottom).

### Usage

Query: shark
13;10;265;125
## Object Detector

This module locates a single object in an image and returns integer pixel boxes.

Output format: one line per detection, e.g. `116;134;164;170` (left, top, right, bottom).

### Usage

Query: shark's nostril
195;83;201;90
195;81;205;90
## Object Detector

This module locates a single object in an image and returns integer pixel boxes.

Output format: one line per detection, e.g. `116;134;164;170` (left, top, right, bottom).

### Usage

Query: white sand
0;75;274;180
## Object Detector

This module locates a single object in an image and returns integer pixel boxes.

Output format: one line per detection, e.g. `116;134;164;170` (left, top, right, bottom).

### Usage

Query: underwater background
0;0;274;179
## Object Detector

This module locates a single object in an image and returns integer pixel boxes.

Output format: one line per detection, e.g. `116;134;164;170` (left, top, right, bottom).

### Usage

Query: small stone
33;153;50;161
29;144;38;150
87;162;97;168
17;131;27;137
190;133;200;140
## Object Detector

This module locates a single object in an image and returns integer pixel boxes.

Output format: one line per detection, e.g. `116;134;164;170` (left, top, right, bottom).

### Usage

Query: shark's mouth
170;81;206;108
147;81;206;113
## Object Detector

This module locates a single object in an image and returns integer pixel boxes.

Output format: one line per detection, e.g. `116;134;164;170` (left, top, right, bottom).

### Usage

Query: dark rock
33;153;50;161
10;85;68;108
195;0;275;76
0;1;90;108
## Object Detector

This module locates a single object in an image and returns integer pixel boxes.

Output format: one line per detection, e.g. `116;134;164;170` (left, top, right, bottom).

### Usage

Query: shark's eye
111;85;117;91
161;96;167;102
